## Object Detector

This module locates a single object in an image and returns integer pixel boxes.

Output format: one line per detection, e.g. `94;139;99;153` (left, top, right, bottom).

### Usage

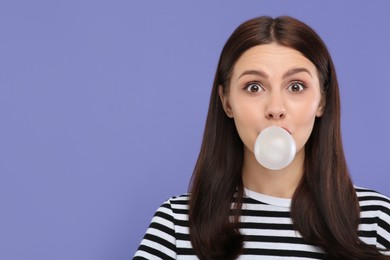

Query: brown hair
189;16;389;259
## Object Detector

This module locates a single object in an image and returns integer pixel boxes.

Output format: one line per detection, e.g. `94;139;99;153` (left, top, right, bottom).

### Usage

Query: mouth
260;126;292;135
281;127;292;135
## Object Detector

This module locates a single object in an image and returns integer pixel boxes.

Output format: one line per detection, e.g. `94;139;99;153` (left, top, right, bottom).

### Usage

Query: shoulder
133;194;191;259
356;187;390;250
355;186;390;198
154;194;190;223
355;186;390;218
165;193;191;206
141;193;190;235
160;193;190;212
355;187;390;209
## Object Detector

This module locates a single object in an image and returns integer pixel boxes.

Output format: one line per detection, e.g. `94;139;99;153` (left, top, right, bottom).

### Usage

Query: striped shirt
133;187;390;259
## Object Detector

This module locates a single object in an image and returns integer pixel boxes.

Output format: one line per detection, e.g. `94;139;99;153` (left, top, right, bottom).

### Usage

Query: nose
265;93;286;120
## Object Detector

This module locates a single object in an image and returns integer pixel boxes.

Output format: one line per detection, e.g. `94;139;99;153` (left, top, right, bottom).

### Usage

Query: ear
316;95;326;117
218;85;233;118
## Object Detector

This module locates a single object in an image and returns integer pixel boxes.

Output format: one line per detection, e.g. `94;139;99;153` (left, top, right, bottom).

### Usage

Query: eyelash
244;82;264;93
288;81;307;93
243;81;307;93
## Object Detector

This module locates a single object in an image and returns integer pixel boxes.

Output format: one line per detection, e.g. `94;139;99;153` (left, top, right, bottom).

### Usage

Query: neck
242;147;305;198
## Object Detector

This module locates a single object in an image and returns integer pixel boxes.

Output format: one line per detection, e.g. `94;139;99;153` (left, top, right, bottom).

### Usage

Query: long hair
188;16;389;259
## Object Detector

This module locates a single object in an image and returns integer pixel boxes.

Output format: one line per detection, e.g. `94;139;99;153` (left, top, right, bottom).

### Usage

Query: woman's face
219;43;324;162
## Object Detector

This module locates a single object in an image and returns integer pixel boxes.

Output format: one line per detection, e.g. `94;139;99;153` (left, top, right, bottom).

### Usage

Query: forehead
232;43;317;79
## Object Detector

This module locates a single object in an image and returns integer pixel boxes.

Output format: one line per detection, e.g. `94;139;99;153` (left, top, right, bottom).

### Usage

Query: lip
281;127;292;135
260;126;292;135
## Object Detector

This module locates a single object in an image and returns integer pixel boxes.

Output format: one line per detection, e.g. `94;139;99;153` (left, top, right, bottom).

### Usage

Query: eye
288;82;306;93
245;82;264;93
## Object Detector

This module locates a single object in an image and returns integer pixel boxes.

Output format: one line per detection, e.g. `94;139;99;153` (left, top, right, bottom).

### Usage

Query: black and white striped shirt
133;187;390;259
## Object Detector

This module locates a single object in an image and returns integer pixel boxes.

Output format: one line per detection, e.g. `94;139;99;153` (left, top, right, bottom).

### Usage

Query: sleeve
377;198;390;255
133;199;177;260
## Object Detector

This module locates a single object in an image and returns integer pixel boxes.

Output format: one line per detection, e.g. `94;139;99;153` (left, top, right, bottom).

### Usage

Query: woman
134;16;390;259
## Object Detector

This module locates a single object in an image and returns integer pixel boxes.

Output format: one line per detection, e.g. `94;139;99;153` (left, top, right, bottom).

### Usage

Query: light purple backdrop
1;1;389;259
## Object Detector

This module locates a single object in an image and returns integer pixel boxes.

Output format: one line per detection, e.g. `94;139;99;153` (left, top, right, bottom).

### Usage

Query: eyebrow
238;67;313;80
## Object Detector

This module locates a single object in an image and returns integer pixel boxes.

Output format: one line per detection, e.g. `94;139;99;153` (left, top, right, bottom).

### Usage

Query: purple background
1;1;389;259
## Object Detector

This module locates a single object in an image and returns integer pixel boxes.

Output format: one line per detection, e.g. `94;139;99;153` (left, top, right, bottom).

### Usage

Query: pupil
251;85;258;92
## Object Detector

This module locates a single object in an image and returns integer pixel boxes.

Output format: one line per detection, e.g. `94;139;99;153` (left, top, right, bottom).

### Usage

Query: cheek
292;104;319;150
231;102;262;152
232;106;256;136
